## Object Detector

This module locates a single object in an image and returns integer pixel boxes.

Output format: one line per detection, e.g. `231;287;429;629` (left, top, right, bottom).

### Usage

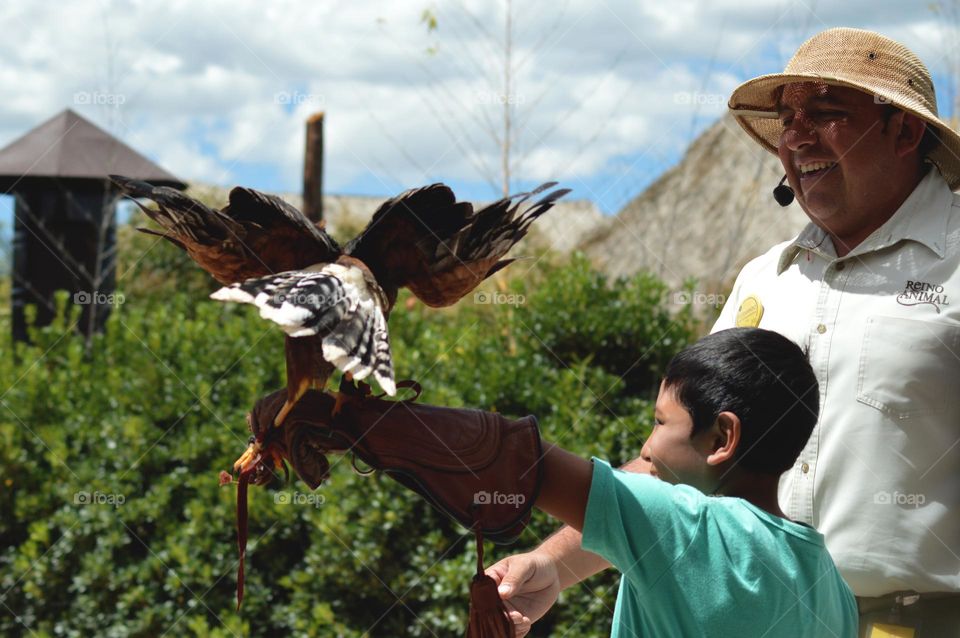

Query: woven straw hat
728;27;960;190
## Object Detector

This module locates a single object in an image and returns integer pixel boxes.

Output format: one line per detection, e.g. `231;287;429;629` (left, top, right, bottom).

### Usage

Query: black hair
662;328;819;475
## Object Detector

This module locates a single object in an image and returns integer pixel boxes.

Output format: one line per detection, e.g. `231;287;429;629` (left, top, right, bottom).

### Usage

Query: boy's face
640;381;720;494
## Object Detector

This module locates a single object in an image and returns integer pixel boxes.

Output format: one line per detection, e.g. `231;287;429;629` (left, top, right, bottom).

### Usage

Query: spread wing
345;182;570;307
110;175;341;285
210;263;396;395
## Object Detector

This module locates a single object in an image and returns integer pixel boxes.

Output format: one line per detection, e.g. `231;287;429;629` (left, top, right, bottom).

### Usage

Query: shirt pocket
857;316;960;419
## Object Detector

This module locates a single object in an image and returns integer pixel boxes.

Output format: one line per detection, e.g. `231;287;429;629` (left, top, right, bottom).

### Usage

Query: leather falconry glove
225;383;544;638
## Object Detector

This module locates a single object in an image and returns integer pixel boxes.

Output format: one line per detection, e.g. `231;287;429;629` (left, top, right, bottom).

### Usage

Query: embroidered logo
896;280;950;314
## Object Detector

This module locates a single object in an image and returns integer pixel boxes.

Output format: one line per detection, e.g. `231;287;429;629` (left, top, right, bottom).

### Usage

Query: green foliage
0;252;696;637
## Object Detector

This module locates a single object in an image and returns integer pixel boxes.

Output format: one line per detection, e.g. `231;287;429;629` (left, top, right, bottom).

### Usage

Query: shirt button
836;261;845;271
801;462;810;473
816;324;827;334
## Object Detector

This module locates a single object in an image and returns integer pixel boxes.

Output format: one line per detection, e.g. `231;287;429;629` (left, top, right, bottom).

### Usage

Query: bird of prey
111;175;569;474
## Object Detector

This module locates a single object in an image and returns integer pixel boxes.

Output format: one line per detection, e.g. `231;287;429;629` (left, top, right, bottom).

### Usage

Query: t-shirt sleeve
581;458;704;588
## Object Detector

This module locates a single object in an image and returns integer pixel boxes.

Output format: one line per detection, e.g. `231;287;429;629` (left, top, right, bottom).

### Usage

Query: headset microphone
773;174;795;207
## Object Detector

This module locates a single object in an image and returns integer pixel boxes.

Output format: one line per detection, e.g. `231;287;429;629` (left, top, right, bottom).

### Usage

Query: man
490;27;960;636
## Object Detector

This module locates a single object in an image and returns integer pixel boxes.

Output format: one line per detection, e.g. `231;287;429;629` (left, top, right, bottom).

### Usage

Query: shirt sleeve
581;458;705;588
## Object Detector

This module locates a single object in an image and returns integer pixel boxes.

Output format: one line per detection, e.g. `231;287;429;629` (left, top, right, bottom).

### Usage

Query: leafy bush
0;251;696;637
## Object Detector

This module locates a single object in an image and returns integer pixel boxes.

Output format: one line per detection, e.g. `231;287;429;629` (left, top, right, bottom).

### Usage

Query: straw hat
728;27;960;190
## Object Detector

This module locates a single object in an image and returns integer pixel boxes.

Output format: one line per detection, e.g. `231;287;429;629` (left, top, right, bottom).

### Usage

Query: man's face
777;82;901;243
640;381;717;493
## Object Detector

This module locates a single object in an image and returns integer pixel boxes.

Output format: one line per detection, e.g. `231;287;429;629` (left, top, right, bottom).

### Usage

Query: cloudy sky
0;0;952;225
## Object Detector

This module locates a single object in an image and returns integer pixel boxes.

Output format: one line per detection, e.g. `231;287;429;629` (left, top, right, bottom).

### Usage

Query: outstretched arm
535;442;594;531
535;454;651;587
487;452;651;634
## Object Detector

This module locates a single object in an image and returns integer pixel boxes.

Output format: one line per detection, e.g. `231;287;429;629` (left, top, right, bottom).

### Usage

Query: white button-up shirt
713;167;960;597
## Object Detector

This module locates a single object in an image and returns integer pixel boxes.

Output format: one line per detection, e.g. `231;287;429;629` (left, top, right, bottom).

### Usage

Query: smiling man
775;82;931;253
489;28;960;637
718;28;960;635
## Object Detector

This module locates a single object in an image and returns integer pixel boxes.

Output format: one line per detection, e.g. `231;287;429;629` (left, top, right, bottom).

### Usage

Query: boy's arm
488;448;648;631
534;453;650;588
535;442;594;531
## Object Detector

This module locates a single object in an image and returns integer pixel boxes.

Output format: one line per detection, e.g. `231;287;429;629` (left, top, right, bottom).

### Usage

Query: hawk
111;175;568;475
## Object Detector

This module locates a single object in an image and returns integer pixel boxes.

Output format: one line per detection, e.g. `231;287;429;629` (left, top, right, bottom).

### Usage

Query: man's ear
705;411;741;467
890;110;927;159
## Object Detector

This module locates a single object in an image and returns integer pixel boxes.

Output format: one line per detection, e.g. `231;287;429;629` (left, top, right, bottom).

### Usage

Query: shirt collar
777;167;953;274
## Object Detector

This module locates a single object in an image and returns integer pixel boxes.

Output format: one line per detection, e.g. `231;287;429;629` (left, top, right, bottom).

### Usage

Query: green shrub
0;252;696;637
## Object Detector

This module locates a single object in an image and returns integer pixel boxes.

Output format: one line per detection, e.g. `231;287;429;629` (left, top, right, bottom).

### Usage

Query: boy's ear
705;411;741;467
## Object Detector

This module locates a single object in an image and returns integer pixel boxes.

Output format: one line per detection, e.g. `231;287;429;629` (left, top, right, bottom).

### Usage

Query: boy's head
640;328;819;493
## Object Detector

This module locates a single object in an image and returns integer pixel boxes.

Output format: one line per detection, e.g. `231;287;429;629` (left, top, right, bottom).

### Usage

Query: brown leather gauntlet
233;386;541;635
251;385;543;543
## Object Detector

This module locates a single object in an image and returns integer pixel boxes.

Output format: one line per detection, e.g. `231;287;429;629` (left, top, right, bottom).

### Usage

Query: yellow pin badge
735;295;764;328
867;623;915;638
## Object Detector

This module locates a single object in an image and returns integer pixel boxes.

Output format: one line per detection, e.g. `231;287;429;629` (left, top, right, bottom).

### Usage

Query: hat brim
728;72;960;191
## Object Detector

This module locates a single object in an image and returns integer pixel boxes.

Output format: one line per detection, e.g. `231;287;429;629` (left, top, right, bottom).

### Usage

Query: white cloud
0;0;950;208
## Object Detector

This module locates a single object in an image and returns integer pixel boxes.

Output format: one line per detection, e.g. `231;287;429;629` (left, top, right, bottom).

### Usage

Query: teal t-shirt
581;458;858;637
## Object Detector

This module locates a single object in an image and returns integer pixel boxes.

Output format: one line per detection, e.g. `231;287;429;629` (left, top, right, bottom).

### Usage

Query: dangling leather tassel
465;528;514;638
235;471;251;610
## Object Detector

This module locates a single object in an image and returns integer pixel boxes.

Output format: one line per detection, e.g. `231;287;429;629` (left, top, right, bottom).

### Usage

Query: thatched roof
579;114;810;289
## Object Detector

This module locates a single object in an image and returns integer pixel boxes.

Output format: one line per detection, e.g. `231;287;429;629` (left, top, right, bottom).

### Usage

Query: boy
505;327;858;636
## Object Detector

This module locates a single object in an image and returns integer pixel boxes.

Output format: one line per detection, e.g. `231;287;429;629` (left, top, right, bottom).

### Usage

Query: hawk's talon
331;391;348;418
233;441;262;473
274;376;315;427
273;400;296;428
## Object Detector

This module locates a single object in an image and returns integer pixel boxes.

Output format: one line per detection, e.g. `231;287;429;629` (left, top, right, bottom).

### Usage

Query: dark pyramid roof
0;109;184;190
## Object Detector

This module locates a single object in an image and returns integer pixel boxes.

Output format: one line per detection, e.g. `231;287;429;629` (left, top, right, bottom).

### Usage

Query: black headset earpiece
773;174;795;207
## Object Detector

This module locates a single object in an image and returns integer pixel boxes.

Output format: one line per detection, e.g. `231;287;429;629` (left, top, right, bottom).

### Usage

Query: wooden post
303;112;325;223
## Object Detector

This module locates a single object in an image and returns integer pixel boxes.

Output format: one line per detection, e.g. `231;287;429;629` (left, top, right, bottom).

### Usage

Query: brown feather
112;175;341;285
346;182;568;308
